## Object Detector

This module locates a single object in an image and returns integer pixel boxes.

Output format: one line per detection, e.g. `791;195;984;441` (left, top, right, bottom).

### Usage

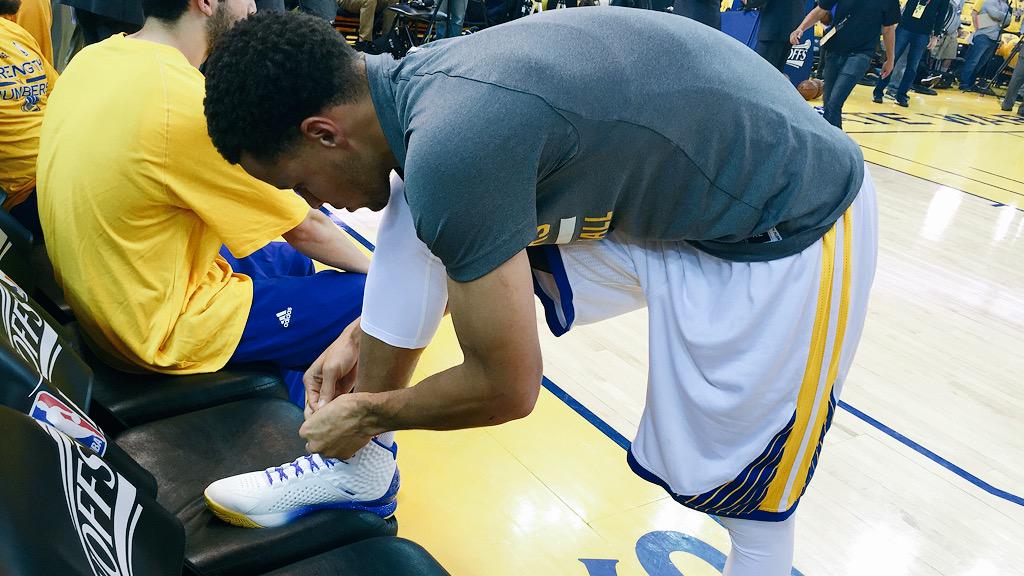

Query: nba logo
30;390;107;456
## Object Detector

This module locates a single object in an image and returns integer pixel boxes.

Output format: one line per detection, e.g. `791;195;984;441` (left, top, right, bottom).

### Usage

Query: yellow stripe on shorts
761;209;853;514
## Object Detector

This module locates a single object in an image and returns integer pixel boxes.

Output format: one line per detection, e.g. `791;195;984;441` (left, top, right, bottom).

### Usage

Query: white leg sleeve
719;514;796;576
360;172;448;349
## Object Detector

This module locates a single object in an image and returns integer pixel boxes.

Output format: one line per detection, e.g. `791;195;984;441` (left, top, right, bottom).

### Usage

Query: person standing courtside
744;0;807;73
674;0;721;29
871;0;948;107
1000;52;1024;115
792;0;900;128
959;0;1011;93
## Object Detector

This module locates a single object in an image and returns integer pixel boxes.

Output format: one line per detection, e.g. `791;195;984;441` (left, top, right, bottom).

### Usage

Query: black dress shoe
896;98;909;108
911;85;937;95
872;93;883;103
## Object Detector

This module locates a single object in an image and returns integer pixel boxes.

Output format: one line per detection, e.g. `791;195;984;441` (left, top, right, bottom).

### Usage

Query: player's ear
299;117;348;150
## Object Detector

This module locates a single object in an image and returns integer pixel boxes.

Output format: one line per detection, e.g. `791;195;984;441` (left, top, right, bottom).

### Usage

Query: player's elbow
490;363;543;423
506;376;542;422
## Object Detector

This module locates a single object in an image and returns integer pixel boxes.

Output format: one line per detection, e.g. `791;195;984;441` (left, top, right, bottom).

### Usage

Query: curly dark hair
204;11;365;164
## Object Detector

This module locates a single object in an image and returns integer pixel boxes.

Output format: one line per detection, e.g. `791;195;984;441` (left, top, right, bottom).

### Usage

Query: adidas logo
276;307;293;328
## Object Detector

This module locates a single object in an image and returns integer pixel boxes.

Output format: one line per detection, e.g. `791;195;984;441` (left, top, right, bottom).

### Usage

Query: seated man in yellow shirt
1;0;56;237
36;0;372;411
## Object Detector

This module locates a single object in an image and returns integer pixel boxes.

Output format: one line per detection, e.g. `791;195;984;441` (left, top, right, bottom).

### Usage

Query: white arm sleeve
361;172;449;349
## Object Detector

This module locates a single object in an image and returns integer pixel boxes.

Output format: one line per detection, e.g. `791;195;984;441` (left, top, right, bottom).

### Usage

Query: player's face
241;143;391;213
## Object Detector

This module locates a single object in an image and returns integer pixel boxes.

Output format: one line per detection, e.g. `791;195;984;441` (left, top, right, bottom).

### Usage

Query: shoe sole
205;468;401;529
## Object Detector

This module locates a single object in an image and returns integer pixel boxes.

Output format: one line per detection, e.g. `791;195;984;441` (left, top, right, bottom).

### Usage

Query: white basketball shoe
204;433;399;528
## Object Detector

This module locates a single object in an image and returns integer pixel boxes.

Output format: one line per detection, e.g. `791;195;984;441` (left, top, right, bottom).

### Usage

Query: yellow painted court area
838;88;1024;207
394;321;732;576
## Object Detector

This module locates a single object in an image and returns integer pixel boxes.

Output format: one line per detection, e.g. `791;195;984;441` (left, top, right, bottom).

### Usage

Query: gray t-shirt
366;7;864;282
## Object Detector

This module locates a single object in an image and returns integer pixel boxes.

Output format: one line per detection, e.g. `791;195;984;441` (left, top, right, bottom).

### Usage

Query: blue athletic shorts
221;243;365;405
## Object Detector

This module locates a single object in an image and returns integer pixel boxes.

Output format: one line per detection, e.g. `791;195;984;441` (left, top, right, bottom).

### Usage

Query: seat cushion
51;320;288;431
115;398;397;576
263;537;450;576
89;360;288;431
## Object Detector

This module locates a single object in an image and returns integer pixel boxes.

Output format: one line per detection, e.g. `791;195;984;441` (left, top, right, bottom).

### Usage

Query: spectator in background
435;0;467;37
1000;54;1024;116
959;0;1011;93
8;0;52;62
1;0;57;237
673;0;721;29
336;0;396;52
255;0;337;21
744;0;807;73
871;0;948;107
932;0;966;85
60;0;143;44
792;0;900;129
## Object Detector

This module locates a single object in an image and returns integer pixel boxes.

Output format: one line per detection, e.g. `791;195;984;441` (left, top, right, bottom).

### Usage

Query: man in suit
746;0;807;72
674;0;721;29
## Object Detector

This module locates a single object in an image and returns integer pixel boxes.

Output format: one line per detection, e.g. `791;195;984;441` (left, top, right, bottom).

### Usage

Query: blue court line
324;210;1024;509
838;400;1024;507
541;377;631;451
319;207;376;252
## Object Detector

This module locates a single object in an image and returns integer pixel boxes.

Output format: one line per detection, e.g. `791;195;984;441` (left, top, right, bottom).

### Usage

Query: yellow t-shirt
37;34;309;374
0;17;56;208
13;0;53;66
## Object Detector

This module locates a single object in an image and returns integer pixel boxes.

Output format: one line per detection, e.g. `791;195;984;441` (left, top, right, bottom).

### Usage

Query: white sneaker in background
204;434;399;528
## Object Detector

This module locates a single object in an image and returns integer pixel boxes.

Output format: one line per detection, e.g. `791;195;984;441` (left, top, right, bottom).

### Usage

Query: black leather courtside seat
0;407;185;576
0;406;449;576
0;208;34;291
115;397;400;576
0;272;158;497
69;323;288;432
0;227;289;432
0;273;398;574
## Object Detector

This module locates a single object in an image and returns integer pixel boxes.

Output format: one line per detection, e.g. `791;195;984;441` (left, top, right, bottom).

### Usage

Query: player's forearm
353;328;425;394
285;210;370;273
355;354;542;435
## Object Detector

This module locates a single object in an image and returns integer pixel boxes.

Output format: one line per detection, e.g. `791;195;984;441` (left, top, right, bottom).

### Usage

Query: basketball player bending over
202;10;877;575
